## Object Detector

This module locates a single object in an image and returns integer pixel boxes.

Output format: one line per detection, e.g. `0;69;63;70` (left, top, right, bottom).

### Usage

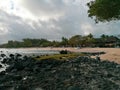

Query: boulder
0;64;2;68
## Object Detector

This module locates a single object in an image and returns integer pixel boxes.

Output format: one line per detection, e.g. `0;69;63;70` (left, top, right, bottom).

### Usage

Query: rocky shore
0;53;120;90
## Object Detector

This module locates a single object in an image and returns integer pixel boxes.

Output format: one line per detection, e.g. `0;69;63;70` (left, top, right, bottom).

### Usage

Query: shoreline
22;47;120;64
0;47;120;63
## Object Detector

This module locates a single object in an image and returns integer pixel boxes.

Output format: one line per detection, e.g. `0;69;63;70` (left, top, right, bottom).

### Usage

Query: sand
14;47;120;64
72;48;120;64
36;47;120;64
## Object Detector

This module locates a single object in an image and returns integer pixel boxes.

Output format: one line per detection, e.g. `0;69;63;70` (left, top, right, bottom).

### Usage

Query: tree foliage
69;35;83;47
87;0;120;23
0;34;119;48
61;37;68;47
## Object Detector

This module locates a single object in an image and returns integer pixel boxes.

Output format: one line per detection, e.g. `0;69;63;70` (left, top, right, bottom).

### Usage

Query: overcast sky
0;0;120;44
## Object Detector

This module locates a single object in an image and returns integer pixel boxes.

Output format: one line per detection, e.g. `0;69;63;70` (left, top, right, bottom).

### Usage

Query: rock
36;56;40;58
0;71;6;75
6;65;14;72
1;58;7;64
11;69;18;73
0;54;120;90
67;86;81;90
59;50;68;54
14;85;28;90
15;53;22;57
0;54;6;58
0;86;14;90
33;66;40;73
35;87;43;90
11;62;24;71
9;54;14;58
0;64;2;68
13;75;22;81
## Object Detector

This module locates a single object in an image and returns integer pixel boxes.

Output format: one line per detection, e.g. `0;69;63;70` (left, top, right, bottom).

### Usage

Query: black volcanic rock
0;64;2;68
1;58;7;64
59;50;68;54
0;54;120;90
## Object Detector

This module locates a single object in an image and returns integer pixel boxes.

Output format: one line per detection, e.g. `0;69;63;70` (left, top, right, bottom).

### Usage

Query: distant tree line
0;34;120;48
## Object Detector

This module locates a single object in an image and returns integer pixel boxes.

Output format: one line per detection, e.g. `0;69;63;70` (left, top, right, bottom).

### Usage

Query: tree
87;0;120;23
100;34;109;46
61;37;68;47
69;35;83;47
87;33;93;38
23;39;32;47
101;34;109;40
85;33;95;47
7;40;14;47
52;41;60;47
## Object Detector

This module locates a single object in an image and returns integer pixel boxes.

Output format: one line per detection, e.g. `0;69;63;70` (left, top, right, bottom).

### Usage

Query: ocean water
0;48;59;72
0;48;59;56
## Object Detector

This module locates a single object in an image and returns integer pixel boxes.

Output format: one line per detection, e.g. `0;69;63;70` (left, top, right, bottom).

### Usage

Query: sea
0;48;59;56
0;48;59;72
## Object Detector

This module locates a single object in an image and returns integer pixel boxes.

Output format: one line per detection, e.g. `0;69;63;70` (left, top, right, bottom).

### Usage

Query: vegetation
0;34;120;48
35;53;84;60
87;0;120;23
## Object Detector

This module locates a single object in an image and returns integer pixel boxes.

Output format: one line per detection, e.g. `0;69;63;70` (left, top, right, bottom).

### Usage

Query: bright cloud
0;0;120;44
81;23;94;35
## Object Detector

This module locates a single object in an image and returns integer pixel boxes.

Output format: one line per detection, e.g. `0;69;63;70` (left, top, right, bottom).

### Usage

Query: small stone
0;64;2;68
0;71;6;75
67;86;81;90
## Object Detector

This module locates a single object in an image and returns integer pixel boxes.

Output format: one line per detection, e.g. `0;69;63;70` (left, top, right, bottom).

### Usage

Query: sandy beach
2;47;120;63
35;47;120;64
71;47;120;64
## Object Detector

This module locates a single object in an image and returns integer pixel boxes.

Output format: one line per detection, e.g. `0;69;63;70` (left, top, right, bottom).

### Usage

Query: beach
0;47;120;89
36;47;120;63
1;47;120;63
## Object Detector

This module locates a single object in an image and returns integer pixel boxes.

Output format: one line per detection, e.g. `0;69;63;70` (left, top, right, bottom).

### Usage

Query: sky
0;0;120;44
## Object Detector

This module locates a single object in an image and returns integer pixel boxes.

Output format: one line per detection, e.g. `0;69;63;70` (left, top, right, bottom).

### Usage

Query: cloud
0;0;120;44
15;0;66;21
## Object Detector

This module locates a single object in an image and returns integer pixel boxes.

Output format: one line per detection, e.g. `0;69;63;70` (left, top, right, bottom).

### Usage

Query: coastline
0;47;120;89
25;47;120;63
0;47;120;63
